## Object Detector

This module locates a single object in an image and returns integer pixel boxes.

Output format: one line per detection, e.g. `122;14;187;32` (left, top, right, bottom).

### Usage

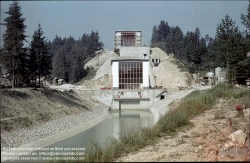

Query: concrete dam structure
111;30;159;110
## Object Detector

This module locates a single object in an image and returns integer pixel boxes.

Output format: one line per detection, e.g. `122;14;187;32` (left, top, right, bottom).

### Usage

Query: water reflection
112;109;153;139
48;109;153;149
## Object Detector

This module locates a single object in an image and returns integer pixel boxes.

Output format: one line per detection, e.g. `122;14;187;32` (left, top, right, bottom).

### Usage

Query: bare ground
0;88;104;133
151;48;193;89
115;98;250;162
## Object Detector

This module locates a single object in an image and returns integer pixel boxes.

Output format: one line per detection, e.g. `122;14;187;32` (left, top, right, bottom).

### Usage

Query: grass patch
37;113;51;122
214;110;225;120
41;89;89;110
12;117;34;129
176;138;185;145
65;92;77;100
182;135;190;138
175;61;188;72
197;71;207;77
77;67;97;85
235;111;245;118
1;89;30;99
191;131;200;138
84;67;97;80
219;138;227;143
169;151;182;158
58;83;249;162
1;121;13;131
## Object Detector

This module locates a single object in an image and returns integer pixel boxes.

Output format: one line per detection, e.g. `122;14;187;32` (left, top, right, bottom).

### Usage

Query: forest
48;31;103;83
0;1;250;87
150;0;250;84
0;1;103;88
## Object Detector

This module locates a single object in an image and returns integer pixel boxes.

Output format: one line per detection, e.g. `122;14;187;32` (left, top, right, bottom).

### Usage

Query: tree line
0;1;103;88
150;0;250;84
49;31;103;83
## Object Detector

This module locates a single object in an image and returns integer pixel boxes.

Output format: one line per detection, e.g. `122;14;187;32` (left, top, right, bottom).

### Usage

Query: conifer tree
241;0;250;38
28;24;52;87
150;25;158;45
1;1;27;88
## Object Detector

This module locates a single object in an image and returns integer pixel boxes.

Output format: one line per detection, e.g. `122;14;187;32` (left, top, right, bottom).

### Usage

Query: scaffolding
114;31;142;48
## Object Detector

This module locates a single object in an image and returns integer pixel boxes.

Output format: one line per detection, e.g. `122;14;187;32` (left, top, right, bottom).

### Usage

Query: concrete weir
111;89;168;124
110;88;200;125
1;108;110;162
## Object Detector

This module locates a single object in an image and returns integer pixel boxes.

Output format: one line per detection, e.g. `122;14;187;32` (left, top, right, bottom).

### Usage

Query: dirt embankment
150;47;193;89
0;88;102;132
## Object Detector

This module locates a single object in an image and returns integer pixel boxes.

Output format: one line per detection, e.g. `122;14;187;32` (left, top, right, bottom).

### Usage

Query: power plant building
111;30;151;90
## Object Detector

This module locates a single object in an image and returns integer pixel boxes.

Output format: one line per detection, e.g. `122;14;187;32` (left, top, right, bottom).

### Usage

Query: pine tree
69;46;84;82
172;26;183;57
165;22;170;37
240;0;250;81
157;20;167;42
1;1;27;88
241;0;250;38
28;24;52;87
215;14;247;84
87;31;103;57
52;46;70;82
150;25;158;45
205;34;210;46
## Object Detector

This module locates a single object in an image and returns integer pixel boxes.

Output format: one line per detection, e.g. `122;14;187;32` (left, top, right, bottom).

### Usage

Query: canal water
5;109;153;162
47;109;154;149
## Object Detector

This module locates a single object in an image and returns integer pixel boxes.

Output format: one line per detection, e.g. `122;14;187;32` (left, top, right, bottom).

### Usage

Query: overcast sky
0;1;249;50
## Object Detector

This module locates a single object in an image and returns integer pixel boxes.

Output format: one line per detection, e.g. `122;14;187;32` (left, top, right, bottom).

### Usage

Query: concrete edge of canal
1;107;110;162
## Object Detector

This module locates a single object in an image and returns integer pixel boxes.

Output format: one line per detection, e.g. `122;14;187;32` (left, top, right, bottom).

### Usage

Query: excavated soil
151;48;193;89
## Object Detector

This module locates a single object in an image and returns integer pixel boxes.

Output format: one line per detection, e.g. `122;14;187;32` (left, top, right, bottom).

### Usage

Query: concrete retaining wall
112;100;151;110
119;47;150;59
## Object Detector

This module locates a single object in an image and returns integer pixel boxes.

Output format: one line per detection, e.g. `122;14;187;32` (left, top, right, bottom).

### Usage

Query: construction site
1;30;249;162
79;30;199;112
84;32;194;89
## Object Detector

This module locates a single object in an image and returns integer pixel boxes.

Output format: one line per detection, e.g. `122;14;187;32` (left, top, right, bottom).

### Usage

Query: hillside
150;47;193;89
115;89;250;162
115;98;250;161
0;88;107;149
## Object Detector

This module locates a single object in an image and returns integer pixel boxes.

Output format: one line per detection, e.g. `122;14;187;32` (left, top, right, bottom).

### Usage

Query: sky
0;0;249;51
